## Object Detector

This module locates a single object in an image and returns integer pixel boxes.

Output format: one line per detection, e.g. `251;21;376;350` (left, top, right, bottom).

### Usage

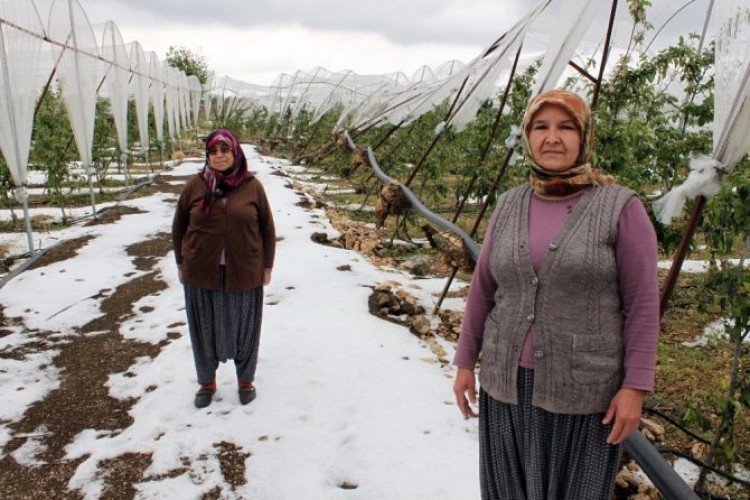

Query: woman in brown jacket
172;128;276;409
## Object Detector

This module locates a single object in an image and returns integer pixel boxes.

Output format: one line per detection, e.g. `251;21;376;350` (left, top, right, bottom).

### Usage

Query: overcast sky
58;0;717;85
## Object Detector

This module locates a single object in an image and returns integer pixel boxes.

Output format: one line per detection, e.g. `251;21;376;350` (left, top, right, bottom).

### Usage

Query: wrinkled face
528;104;582;172
207;142;235;172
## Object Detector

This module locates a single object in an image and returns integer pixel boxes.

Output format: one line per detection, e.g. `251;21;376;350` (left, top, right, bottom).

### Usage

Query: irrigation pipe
358;142;480;260
0;248;49;290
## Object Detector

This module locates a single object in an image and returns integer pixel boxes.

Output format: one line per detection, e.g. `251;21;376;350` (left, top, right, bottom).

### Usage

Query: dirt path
0;176;251;499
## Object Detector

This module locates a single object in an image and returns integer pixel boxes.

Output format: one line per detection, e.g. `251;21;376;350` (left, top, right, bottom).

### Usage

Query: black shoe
238;386;256;405
194;387;216;408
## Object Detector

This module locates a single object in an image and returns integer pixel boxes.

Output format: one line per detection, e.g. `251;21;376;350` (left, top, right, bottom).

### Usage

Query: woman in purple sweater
173;129;276;409
452;89;659;499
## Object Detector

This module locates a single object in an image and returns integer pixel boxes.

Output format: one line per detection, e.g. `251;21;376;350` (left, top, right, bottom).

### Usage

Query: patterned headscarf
521;89;614;197
200;129;251;215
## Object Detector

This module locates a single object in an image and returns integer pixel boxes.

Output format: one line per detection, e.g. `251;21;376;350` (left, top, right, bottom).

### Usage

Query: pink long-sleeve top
453;191;660;392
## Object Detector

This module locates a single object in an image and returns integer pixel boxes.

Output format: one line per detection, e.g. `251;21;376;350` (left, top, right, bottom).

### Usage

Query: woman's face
207;142;235;172
528;104;582;171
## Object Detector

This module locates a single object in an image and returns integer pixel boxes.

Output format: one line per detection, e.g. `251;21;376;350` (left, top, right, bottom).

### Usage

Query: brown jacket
172;173;276;292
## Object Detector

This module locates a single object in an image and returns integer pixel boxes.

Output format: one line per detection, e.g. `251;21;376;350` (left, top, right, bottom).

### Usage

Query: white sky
30;0;718;85
0;143;741;496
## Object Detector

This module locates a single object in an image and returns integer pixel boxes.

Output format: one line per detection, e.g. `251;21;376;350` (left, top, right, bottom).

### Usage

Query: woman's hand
177;265;184;284
603;388;646;444
453;367;478;419
263;268;272;285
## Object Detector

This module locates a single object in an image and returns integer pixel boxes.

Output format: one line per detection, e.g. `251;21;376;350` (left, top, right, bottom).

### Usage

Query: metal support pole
592;0;619;108
17;189;35;255
659;196;706;318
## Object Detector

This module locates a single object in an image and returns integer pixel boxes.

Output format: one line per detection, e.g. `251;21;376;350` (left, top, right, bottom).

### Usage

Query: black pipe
364;145;479;259
625;433;699;499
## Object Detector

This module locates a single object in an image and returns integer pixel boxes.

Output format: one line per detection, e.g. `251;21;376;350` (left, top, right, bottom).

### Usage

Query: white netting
0;0;744;234
129;41;151;156
713;2;750;167
163;61;177;141
149;51;165;146
447;0;550;130
0;1;199;169
178;71;189;132
532;0;603;94
0;0;48;187
47;0;101;171
655;1;750;224
0;0;201;252
263;0;555;135
188;75;202;130
100;21;129;156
